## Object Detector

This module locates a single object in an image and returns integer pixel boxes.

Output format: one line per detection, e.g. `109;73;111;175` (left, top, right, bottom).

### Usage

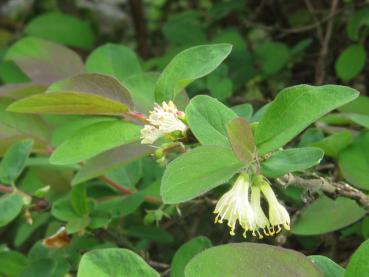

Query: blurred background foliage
1;0;369;276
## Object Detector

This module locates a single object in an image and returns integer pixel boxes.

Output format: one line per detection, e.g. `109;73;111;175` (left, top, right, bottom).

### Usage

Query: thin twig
277;174;369;211
304;0;324;42
0;184;13;194
99;176;162;205
315;0;339;84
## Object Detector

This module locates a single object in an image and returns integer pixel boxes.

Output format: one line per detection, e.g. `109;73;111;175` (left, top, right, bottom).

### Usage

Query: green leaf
0;139;33;184
72;143;152;185
71;183;89;216
126;226;174;244
292;195;366;235
255;42;289;75
48;73;133;108
163;11;206;45
5;37;84;83
85;43;141;82
19;258;57;277
255;85;359;155
347;113;369;129
0;60;30;84
339;95;369;115
335;44;366;81
185;243;322;277
52;117;116;146
0;194;23;227
155;44;232;102
50;120;141;165
347;7;369;40
161;146;243;204
0;250;29;276
206;65;233;101
308;255;345;277
186;95;238;147
310;131;352;158
171;236;212;277
231;103;253;121
0;97;50;145
346;239;369;277
25;12;95;49
77;248;160;277
7;92;130;115
226;117;256;164
52;197;81;221
260;147;324;178
339;131;369;190
125;72;158;113
95;193;144;218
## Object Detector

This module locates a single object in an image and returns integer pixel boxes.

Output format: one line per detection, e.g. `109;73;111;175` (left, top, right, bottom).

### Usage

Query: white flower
250;185;270;238
260;180;290;234
140;125;162;144
148;102;187;133
214;174;256;237
141;101;187;144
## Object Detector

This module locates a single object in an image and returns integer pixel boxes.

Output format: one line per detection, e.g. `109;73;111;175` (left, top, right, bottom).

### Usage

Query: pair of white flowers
140;101;188;144
141;101;290;239
214;173;290;238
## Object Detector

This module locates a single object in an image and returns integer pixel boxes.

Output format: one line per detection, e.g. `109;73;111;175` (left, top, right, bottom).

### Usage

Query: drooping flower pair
140;101;188;144
214;173;290;238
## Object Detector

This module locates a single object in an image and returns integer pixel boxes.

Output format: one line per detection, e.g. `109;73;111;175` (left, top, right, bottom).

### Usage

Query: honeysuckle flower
140;125;162;144
214;173;256;237
140;101;187;144
260;179;290;234
250;185;270;238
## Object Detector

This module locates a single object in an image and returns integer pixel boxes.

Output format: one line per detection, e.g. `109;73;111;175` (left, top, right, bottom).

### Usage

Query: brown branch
128;0;150;59
277;174;369;211
99;176;162;205
315;0;339;84
0;184;13;193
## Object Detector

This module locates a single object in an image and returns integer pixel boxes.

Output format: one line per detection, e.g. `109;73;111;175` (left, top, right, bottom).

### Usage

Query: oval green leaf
161;146;243;204
261;147;324;178
186;95;237;147
345;239;369;277
339;131;369;190
85;43;141;82
0;194;24;227
292;195;366;235
335;44;366;81
308;255;345;277
25;12;95;49
77;248;160;277
50;120;141;165
255;85;359;155
171;236;212;277
7;92;130;115
184;243;322;277
155;44;232;102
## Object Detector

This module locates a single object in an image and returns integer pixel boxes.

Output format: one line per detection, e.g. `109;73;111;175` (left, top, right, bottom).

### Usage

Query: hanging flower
259;178;290;234
214;173;290;238
214;173;256;238
140;101;187;144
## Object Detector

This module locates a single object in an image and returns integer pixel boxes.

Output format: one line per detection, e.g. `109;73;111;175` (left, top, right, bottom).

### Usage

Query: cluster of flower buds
140;101;188;144
214;173;290;239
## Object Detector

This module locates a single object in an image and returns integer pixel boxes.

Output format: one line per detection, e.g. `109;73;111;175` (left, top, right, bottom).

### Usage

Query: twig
0;184;13;193
99;176;162;205
304;0;324;42
315;0;339;84
277;174;369;211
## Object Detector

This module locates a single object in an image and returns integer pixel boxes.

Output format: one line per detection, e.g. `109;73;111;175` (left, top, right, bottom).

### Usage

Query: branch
277;174;369;211
99;176;162;205
0;184;13;193
315;0;339;84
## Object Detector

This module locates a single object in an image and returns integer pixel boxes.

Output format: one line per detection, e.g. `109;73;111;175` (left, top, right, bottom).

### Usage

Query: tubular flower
140;101;187;144
214;173;256;238
260;179;290;235
250;185;270;238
